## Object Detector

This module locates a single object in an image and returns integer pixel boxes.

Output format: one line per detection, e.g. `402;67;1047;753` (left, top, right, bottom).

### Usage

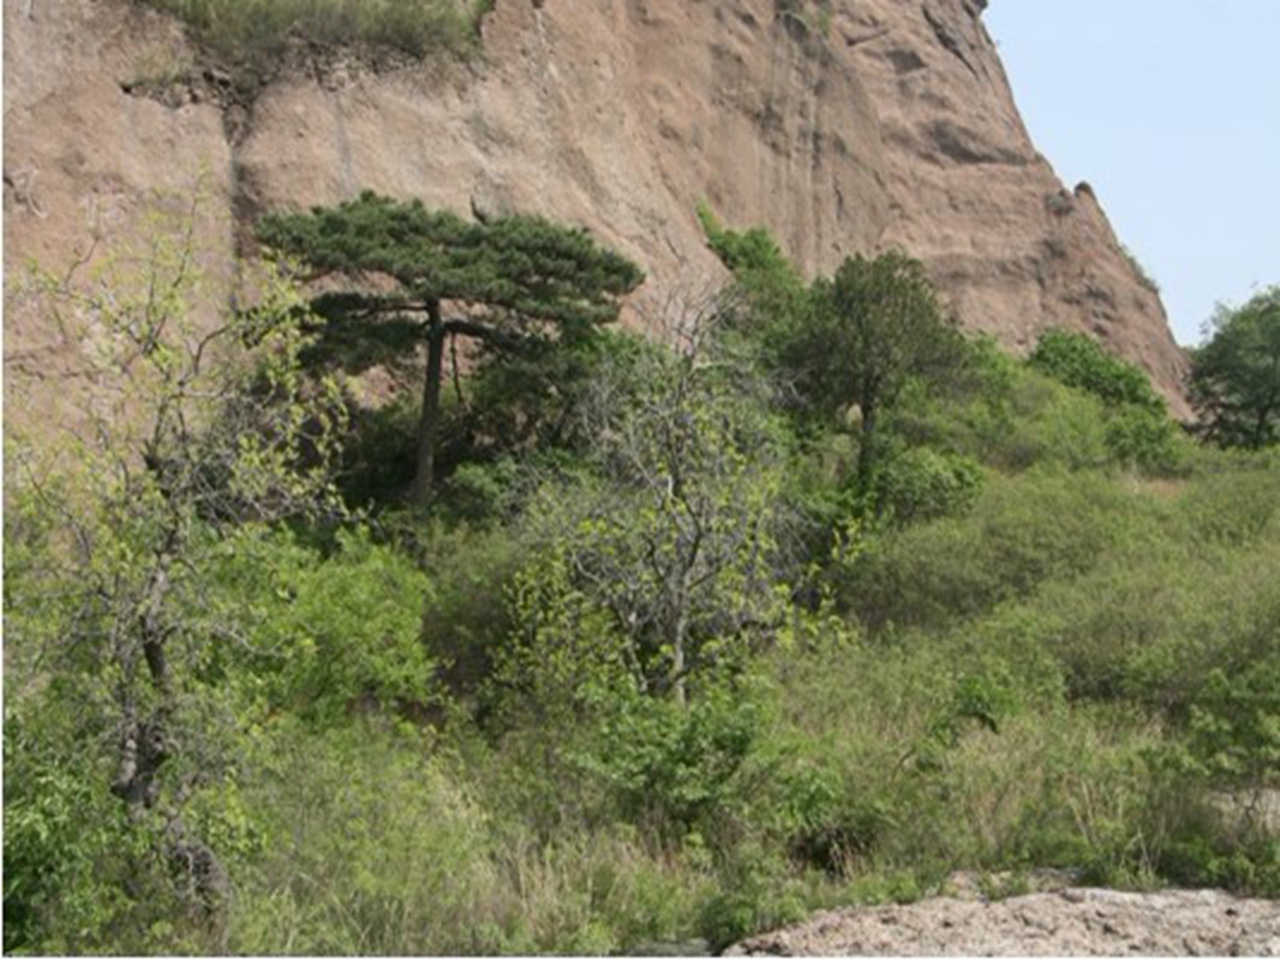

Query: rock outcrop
4;0;1191;425
727;887;1280;956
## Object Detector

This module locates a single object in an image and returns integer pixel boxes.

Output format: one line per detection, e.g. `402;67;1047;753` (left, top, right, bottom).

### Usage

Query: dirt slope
4;0;1191;428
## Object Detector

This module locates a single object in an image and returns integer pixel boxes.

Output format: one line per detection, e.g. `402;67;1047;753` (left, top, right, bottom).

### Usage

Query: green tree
6;198;345;933
510;296;790;709
1189;287;1280;449
792;253;965;487
257;192;644;504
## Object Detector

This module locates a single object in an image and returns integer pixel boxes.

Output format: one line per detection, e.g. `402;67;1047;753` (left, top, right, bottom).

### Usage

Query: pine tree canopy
256;191;645;503
258;191;644;332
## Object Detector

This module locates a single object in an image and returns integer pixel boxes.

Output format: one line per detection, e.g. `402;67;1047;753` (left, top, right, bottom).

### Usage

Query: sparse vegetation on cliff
138;0;492;85
774;0;834;39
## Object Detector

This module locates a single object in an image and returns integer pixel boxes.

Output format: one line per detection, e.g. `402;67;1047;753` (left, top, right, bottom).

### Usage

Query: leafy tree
257;192;644;503
1189;287;1280;449
509;295;790;709
791;253;965;487
6;198;345;930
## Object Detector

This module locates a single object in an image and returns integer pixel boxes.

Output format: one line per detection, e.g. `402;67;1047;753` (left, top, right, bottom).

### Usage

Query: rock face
4;0;1191;425
727;888;1280;956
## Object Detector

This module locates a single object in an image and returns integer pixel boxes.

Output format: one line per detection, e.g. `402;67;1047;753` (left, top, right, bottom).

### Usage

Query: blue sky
984;2;1278;346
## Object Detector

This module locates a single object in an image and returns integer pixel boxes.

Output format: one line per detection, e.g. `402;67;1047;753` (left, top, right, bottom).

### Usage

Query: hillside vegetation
3;197;1277;955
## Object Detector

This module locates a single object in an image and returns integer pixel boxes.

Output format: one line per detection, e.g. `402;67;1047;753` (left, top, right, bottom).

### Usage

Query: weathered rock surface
4;0;1191;428
727;888;1280;956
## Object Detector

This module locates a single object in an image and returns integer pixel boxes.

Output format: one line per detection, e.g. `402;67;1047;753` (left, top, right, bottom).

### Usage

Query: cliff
3;0;1192;424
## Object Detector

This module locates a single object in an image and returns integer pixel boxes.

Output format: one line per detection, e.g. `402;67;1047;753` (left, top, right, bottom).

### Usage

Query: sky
984;1;1278;346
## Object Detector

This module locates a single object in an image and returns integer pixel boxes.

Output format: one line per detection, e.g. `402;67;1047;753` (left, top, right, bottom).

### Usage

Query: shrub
887;363;1115;474
1030;329;1165;414
574;681;765;840
3;706;165;954
873;446;984;526
843;471;1139;634
1186;662;1280;798
208;527;438;724
1104;403;1183;474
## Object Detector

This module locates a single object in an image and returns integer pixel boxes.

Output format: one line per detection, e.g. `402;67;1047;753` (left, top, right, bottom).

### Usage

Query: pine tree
258;192;644;503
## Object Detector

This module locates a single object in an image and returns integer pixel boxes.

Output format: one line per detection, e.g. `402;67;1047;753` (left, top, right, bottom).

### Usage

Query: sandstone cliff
3;0;1192;424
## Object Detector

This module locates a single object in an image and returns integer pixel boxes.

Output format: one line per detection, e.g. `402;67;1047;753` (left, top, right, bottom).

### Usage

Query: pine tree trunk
413;301;446;506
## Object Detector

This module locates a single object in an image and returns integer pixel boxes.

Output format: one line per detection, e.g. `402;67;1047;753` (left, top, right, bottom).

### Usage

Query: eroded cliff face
3;0;1191;424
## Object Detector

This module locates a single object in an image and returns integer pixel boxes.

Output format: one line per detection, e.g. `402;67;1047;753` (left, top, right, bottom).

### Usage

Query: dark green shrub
887;363;1114;474
1186;663;1280;797
1179;466;1280;546
575;682;764;839
1105;403;1182;473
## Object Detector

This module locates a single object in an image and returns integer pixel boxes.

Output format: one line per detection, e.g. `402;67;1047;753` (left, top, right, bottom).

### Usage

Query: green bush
574;681;764;840
1104;403;1183;473
1186;662;1280;797
1030;329;1165;414
843;471;1141;634
1025;330;1181;474
208;527;438;723
873;446;984;526
886;363;1114;474
3;707;147;954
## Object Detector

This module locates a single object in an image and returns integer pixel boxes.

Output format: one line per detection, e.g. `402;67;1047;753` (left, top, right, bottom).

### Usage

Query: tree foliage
1029;329;1179;472
507;296;791;709
1189;286;1280;449
8;190;1280;955
791;253;966;486
258;192;644;502
5;197;346;934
